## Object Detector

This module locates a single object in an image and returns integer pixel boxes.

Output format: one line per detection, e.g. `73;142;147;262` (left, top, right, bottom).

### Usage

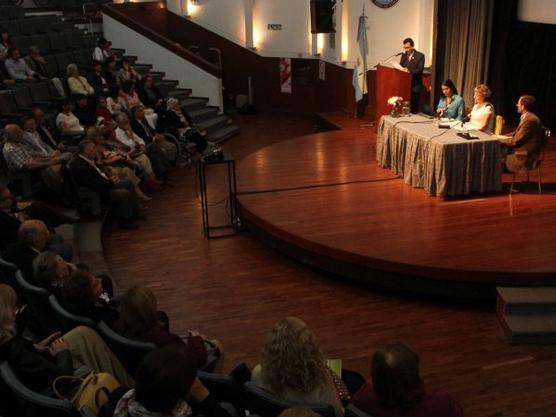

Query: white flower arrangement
387;96;403;106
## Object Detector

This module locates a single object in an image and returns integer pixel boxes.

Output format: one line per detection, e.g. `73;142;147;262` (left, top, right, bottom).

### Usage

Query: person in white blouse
114;113;162;190
92;38;111;63
55;99;85;137
465;84;495;133
67;64;95;96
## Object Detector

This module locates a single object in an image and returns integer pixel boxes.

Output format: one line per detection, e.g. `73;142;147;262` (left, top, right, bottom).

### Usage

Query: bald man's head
4;124;24;143
18;219;50;251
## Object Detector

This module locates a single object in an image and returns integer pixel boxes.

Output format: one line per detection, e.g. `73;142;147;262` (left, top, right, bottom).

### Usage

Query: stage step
196;115;230;134
497;286;556;345
182;97;209;112
206;124;241;144
189;106;219;123
498;287;556;315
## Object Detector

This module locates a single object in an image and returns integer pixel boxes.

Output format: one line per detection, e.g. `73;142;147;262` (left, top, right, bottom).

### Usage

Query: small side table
198;152;238;238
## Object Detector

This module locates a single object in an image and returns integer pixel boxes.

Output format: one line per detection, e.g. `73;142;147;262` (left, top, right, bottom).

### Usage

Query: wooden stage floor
236;113;556;295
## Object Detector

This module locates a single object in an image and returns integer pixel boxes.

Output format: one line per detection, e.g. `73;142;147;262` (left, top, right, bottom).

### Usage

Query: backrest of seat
0;19;20;36
28;81;53;103
242;382;335;417
12;86;34;111
0;361;78;417
11;35;31;55
344;405;373;417
0;90;19;114
15;270;61;336
48;294;95;332
31;34;52;55
198;370;245;413
54;52;74;75
97;320;155;377
49;33;68;52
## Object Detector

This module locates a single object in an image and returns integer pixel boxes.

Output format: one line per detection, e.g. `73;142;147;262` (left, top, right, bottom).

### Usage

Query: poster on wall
279;58;292;94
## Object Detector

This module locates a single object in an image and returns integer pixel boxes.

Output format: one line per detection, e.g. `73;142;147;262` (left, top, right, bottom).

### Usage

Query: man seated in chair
497;95;544;173
69;139;141;230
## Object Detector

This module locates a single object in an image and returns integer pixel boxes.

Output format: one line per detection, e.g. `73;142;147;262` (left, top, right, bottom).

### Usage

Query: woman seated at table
436;79;464;121
464;84;494;133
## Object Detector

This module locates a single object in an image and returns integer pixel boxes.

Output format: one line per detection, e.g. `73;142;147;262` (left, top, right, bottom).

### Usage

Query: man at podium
400;38;425;113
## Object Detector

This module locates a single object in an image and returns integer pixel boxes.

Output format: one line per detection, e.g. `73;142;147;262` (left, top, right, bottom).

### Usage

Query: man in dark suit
130;105;177;177
498;95;544;173
400;38;425;113
69;139;140;229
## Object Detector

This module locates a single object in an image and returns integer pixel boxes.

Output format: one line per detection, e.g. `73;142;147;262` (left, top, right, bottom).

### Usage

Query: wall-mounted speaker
310;0;335;34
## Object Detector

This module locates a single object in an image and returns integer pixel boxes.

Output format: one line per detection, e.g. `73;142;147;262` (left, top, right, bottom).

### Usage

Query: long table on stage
377;115;503;197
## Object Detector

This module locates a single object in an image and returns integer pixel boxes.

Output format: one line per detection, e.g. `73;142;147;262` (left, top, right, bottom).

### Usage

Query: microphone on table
457;114;477;140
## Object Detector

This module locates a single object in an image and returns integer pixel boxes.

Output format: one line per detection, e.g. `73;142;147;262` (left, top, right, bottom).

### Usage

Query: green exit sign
267;24;282;30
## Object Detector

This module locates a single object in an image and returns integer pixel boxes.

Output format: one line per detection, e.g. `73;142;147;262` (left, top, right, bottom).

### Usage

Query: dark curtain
500;21;556;130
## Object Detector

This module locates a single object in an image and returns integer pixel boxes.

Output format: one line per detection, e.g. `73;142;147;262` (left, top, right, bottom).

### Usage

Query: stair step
182;97;209;111
500;314;556;345
188;106;219;123
196;115;231;134
168;89;192;100
497;287;556;315
123;55;138;63
206;124;240;144
134;64;153;76
157;79;179;89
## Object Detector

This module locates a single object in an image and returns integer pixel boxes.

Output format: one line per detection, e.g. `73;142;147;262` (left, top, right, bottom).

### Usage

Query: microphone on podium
374;52;404;68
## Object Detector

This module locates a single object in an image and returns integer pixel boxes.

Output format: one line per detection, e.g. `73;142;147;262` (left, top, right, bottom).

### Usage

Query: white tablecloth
377;115;502;197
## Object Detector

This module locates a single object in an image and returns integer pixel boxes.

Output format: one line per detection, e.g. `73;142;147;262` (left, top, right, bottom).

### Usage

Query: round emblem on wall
371;0;399;8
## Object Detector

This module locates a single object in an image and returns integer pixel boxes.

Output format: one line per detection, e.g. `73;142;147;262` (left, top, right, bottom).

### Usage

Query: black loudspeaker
310;0;335;34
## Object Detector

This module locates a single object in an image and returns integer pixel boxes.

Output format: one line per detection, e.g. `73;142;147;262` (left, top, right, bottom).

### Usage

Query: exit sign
268;24;282;30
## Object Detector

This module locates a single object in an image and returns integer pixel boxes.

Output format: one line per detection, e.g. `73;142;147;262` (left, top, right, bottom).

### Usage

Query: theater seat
344;405;374;417
48;294;96;332
198;370;246;416
0;361;79;417
241;381;335;417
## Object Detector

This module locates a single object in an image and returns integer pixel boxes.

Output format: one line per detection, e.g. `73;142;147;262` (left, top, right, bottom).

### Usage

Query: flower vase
390;106;401;117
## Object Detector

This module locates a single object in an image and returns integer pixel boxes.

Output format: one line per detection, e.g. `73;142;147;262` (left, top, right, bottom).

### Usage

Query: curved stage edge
235;113;556;298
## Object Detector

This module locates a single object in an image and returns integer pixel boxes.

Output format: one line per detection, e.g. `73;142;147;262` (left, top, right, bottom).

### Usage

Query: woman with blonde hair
251;317;343;417
66;63;95;96
0;284;133;393
465;84;495;133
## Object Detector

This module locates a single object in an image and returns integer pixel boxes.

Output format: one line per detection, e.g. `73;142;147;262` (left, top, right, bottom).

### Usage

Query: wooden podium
375;64;411;120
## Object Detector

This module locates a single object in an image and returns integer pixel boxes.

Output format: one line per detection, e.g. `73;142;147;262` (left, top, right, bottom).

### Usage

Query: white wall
166;0;435;68
518;0;556;25
103;14;223;110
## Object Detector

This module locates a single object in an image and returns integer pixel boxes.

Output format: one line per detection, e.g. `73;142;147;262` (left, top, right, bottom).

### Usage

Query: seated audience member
88;60;108;95
2;123;64;193
67;63;95;96
130;105;177;170
96;95;114;125
5;47;42;82
114;346;233;417
0;186;77;252
0;27;14;61
73;94;97;127
21;115;71;161
107;83;127;114
352;342;463;417
0;284;133;392
498;95;544;173
114;113;162;189
69;139;141;229
61;269;118;325
118;58;141;85
138;75;165;115
436;79;464;121
92;37;111;63
24;46;49;78
4;219;73;280
55;98;85;137
32;251;73;297
251;317;344;417
122;80;158;128
163;97;209;154
87;127;151;201
32;108;65;151
113;286;222;371
104;56;119;85
464;84;494;133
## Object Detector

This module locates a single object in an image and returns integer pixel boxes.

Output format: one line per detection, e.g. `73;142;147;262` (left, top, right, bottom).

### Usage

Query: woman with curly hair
251;317;343;417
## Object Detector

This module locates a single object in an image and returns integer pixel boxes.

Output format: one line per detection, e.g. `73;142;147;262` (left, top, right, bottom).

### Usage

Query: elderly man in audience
4;47;44;82
2;123;64;193
67;63;95;96
130;105;177;170
32;251;73;298
0;185;78;252
21;115;72;161
31;108;65;151
24;46;66;97
69;139;142;229
4;219;73;280
114;113;164;190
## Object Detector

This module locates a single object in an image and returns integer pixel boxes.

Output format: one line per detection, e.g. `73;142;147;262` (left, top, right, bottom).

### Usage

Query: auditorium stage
236;113;556;298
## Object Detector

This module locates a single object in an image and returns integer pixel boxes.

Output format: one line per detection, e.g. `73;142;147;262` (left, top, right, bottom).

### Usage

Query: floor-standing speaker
310;0;335;33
